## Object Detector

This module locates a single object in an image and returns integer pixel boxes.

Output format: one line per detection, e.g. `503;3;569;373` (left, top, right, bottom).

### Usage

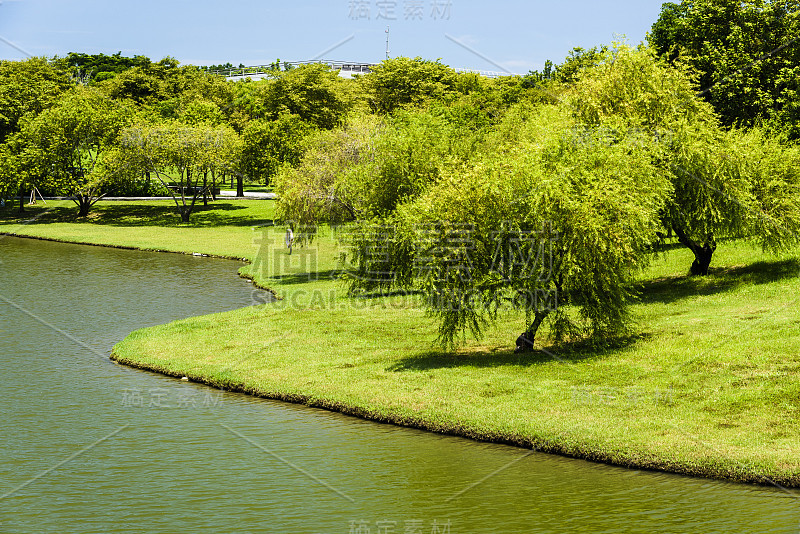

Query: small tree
120;122;239;222
14;87;133;216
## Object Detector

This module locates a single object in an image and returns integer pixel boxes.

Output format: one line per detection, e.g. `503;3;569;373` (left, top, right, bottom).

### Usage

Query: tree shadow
636;258;800;305
387;334;645;372
0;201;272;228
350;289;423;300
266;269;344;285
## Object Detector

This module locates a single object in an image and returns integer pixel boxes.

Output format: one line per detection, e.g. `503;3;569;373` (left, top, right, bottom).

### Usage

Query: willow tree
343;106;670;349
119;121;239;222
570;45;800;275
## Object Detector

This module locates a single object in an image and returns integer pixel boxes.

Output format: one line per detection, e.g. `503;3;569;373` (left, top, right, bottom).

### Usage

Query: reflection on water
0;236;797;533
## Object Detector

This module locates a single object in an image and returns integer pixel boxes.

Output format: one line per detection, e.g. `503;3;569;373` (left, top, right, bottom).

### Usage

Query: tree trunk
77;196;91;217
672;225;716;276
515;309;550;353
180;191;199;223
236;173;244;197
18;188;25;213
202;171;208;207
689;243;715;276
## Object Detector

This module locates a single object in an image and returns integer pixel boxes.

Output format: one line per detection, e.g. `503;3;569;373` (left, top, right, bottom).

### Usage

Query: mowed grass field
3;198;799;486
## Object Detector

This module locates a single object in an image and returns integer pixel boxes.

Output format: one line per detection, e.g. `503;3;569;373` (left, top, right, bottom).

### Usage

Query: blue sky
0;0;667;73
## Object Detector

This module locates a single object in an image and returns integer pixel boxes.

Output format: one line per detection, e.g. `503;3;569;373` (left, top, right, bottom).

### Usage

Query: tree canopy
3;41;799;352
11;87;133;216
649;0;800;135
276;45;800;349
360;57;459;114
118;121;239;222
0;57;71;145
570;45;800;274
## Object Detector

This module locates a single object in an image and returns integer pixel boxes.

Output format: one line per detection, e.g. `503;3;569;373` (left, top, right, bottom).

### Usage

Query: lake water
0;236;797;533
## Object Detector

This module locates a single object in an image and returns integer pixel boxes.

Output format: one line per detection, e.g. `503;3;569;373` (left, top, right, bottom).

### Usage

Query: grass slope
3;199;799;486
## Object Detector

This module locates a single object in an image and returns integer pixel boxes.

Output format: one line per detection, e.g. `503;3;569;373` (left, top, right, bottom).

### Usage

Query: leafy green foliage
0;57;71;144
345;105;670;348
274;109;478;228
649;0;800;134
5;87;133;215
232;64;350;129
524;46;610;87
273;114;383;226
333;46;800;348
571;45;800;273
118;121;240;221
239;114;313;185
360;57;458;114
179;100;225;126
56;51;153;83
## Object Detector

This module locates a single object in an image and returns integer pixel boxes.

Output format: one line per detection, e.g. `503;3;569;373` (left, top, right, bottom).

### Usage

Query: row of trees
2;53;525;220
0;56;352;218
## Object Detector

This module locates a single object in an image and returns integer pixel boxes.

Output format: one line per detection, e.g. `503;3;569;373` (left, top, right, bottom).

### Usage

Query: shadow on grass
636;258;800;305
388;334;644;372
352;289;424;300
266;269;345;285
0;201;273;228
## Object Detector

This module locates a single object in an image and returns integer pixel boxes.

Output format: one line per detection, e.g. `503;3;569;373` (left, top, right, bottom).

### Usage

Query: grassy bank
3;199;799;486
0;199;273;260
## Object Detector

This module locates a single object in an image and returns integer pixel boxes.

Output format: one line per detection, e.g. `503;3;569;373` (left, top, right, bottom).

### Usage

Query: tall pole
385;26;390;60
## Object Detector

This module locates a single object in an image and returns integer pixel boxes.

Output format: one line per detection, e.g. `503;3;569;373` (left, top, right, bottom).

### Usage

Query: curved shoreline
108;346;798;488
0;231;279;296
4;229;799;489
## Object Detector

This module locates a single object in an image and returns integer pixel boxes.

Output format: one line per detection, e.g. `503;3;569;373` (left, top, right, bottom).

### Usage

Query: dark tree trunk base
515;310;550;353
689;244;715;276
77;198;91;217
672;225;716;277
515;333;535;353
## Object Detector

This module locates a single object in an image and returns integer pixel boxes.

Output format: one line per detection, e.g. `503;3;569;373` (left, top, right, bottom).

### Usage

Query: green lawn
3;198;799;486
0;198;275;273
